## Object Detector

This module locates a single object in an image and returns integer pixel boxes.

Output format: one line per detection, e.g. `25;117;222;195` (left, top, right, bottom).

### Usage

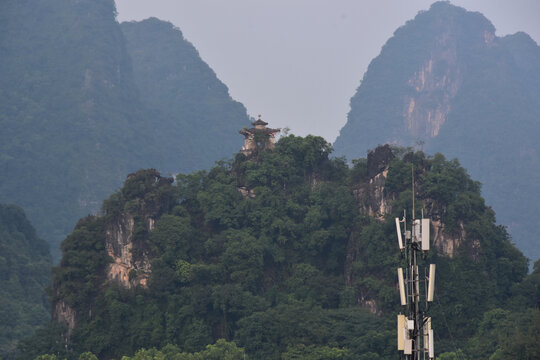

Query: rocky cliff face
51;170;174;336
403;38;462;139
105;213;153;288
353;145;396;220
52;300;77;338
102;170;173;288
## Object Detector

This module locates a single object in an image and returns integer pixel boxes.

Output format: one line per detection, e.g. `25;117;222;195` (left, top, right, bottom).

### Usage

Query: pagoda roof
239;127;280;135
252;118;268;126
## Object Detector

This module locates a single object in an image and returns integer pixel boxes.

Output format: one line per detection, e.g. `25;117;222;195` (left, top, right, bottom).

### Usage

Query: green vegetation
0;204;51;357
33;340;246;360
18;137;535;359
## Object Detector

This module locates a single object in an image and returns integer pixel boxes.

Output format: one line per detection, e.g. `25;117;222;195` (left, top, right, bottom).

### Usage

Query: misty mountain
0;0;249;259
0;204;51;356
121;18;250;173
333;1;540;262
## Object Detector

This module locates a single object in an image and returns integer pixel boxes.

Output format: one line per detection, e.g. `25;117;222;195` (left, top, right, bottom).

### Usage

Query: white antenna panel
395;217;403;249
428;329;434;359
413;219;421;241
422;218;430;250
406;319;414;330
397;314;405;350
398;268;406;305
404;337;412;355
427;264;436;302
424;317;431;353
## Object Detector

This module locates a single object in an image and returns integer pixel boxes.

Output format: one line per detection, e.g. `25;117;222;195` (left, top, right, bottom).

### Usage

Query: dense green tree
120;340;246;360
19;139;532;360
0;204;51;357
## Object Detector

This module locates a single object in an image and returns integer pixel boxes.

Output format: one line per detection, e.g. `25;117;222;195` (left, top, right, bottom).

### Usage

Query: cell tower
396;170;436;360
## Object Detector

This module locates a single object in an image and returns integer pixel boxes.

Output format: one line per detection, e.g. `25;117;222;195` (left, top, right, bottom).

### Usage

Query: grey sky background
114;0;540;143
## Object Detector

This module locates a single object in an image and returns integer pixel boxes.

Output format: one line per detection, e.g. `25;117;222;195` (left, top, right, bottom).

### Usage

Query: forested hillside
0;0;249;259
0;0;149;259
333;1;540;263
20;136;538;359
121;18;250;173
0;204;51;357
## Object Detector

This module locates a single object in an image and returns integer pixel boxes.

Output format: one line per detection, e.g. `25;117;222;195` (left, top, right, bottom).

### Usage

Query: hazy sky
114;0;540;143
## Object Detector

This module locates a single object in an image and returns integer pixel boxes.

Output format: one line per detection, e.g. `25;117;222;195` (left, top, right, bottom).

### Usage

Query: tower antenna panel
396;217;404;249
421;218;430;251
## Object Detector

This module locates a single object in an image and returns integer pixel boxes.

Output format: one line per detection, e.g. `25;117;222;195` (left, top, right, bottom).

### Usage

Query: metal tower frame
396;169;435;360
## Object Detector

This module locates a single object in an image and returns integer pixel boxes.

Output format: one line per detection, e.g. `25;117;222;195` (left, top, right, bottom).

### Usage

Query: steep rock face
50;170;174;339
52;300;77;338
102;170;173;288
425;206;467;258
353;145;396;220
403;43;462;139
334;1;540;261
105;214;153;288
353;169;392;220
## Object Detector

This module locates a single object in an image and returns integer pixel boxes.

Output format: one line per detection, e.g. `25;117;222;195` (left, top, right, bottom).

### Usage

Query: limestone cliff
52;300;77;338
403;36;462;139
105;212;153;288
353;145;396;220
103;170;173;288
51;169;174;336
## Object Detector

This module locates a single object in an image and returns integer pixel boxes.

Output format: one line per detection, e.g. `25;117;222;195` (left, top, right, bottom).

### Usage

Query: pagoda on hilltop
239;115;280;155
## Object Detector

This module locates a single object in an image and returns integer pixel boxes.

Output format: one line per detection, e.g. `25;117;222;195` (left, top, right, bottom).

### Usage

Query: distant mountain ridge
0;204;51;356
0;0;249;258
333;1;540;261
120;18;250;174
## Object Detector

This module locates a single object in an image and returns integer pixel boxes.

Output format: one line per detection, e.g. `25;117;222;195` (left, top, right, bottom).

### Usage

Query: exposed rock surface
105;214;152;288
52;300;77;338
353;145;396;220
51;170;174;337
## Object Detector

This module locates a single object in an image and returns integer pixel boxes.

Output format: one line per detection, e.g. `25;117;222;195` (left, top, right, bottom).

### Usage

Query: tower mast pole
396;164;435;360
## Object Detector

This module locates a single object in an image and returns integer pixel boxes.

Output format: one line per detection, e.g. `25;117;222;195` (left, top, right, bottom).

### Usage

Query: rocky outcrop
422;197;468;258
237;186;256;199
353;145;396;220
403;30;463;139
353;169;394;220
53;300;77;338
103;170;173;288
431;218;465;257
105;213;153;288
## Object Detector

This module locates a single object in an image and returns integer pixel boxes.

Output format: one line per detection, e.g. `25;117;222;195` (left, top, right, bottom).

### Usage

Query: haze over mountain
334;1;540;262
120;18;250;173
0;0;249;259
114;0;540;142
0;204;51;356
